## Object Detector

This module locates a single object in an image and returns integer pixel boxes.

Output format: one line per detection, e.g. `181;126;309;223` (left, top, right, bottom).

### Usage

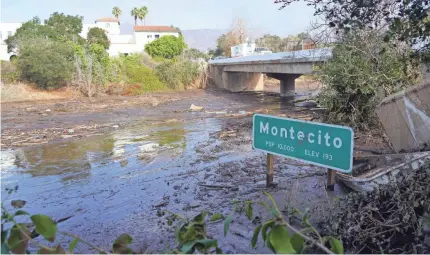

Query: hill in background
182;29;227;52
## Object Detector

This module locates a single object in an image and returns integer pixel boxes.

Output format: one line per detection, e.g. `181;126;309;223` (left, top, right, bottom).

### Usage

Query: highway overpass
208;48;332;97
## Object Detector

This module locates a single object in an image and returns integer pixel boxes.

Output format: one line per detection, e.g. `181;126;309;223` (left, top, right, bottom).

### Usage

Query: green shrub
124;65;168;94
317;30;419;130
87;27;110;49
1;60;20;84
183;48;210;61
144;35;187;59
155;58;202;89
16;37;75;89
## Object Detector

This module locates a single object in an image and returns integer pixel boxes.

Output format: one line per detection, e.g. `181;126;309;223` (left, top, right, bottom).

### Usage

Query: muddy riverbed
1;88;386;253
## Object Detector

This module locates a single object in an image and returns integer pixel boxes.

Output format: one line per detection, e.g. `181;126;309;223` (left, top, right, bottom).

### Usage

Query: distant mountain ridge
182;29;228;52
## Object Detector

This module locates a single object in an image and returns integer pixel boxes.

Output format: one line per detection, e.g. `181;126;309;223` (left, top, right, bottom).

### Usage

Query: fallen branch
198;183;235;189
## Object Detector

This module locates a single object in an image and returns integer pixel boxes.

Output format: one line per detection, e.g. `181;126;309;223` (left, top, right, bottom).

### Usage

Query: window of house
155;34;160;39
105;23;111;28
147;35;152;39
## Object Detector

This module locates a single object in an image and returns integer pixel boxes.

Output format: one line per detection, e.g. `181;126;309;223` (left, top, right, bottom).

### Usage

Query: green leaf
1;242;9;255
1;227;7;243
181;240;196;254
269;225;295;254
30;214;57;242
263;192;281;218
7;224;30;254
251;225;262;248
182;225;197;242
192;211;206;224
261;220;275;242
223;214;233;237
245;202;253;220
175;223;184;244
210;213;223;222
69;238;79;253
291;233;304;253
329;237;344;254
14;210;29;216
266;238;275;253
216;247;223;254
112;233;133;254
194;239;218;251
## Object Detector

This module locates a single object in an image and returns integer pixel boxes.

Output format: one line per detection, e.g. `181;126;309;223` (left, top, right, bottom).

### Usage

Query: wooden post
266;153;274;187
326;169;336;191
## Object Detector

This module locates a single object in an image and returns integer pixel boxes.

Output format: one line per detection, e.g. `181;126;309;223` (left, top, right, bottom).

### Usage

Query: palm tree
138;6;148;25
112;7;122;20
131;7;139;25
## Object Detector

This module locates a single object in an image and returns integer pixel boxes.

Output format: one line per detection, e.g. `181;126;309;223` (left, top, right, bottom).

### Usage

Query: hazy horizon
1;0;316;37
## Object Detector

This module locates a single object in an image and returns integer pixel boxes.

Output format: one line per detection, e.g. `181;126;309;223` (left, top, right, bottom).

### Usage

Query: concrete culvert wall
376;83;430;152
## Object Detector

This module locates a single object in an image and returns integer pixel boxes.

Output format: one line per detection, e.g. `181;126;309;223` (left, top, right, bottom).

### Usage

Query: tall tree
112;7;122;20
6;13;85;52
216;18;248;57
44;12;83;37
274;0;430;54
131;7;139;25
87;27;110;49
138;6;149;25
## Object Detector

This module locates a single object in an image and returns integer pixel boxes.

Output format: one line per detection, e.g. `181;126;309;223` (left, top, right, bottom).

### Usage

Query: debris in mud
11;199;26;208
189;104;203;111
328;159;430;254
219;129;237;139
295;100;318;108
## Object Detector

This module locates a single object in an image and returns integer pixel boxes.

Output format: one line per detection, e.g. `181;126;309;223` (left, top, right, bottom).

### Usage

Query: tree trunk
134;17;137;25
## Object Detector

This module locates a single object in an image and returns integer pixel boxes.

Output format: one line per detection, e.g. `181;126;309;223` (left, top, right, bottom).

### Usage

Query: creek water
1;90;344;253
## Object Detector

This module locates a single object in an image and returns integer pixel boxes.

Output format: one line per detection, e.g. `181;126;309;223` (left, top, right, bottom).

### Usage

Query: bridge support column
210;66;264;92
267;73;301;97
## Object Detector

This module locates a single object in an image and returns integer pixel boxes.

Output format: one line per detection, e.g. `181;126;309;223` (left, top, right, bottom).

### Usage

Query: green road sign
253;114;354;173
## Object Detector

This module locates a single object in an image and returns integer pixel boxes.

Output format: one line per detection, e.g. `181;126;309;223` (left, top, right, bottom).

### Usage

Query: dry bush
0;82;71;102
72;51;104;97
329;159;430;253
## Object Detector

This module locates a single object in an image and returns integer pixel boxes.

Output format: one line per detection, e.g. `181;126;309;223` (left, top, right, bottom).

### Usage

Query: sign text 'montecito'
253;114;354;173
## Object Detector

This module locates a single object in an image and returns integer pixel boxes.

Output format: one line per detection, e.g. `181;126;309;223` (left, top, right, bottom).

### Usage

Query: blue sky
1;0;316;37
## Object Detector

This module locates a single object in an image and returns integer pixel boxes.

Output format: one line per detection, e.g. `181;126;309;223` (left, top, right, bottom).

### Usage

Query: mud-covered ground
1;86;391;253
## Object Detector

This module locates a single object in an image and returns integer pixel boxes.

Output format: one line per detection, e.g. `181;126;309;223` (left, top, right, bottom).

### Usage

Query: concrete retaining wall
376;83;430;152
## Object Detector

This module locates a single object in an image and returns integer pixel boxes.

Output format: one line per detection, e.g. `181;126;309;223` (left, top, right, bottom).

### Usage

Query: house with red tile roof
80;17;180;57
0;17;180;60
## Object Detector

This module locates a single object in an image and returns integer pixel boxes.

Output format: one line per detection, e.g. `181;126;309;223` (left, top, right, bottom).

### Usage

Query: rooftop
95;17;119;23
134;26;179;32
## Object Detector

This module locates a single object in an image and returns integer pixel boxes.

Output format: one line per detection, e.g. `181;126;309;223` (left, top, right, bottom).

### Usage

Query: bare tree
73;51;104;97
220;17;249;57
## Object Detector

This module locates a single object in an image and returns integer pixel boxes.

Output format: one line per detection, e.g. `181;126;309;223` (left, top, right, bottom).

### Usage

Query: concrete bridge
208;48;332;97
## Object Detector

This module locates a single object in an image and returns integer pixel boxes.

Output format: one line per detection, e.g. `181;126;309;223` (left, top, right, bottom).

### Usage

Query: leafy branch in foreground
2;185;342;254
165;192;343;254
247;192;342;254
1;186;132;254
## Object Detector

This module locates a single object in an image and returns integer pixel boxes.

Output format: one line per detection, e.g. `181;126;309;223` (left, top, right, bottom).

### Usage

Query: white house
0;23;22;61
0;18;180;60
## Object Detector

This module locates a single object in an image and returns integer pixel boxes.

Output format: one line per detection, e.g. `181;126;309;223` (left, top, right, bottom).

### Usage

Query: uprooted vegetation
328;159;430;253
317;30;420;131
